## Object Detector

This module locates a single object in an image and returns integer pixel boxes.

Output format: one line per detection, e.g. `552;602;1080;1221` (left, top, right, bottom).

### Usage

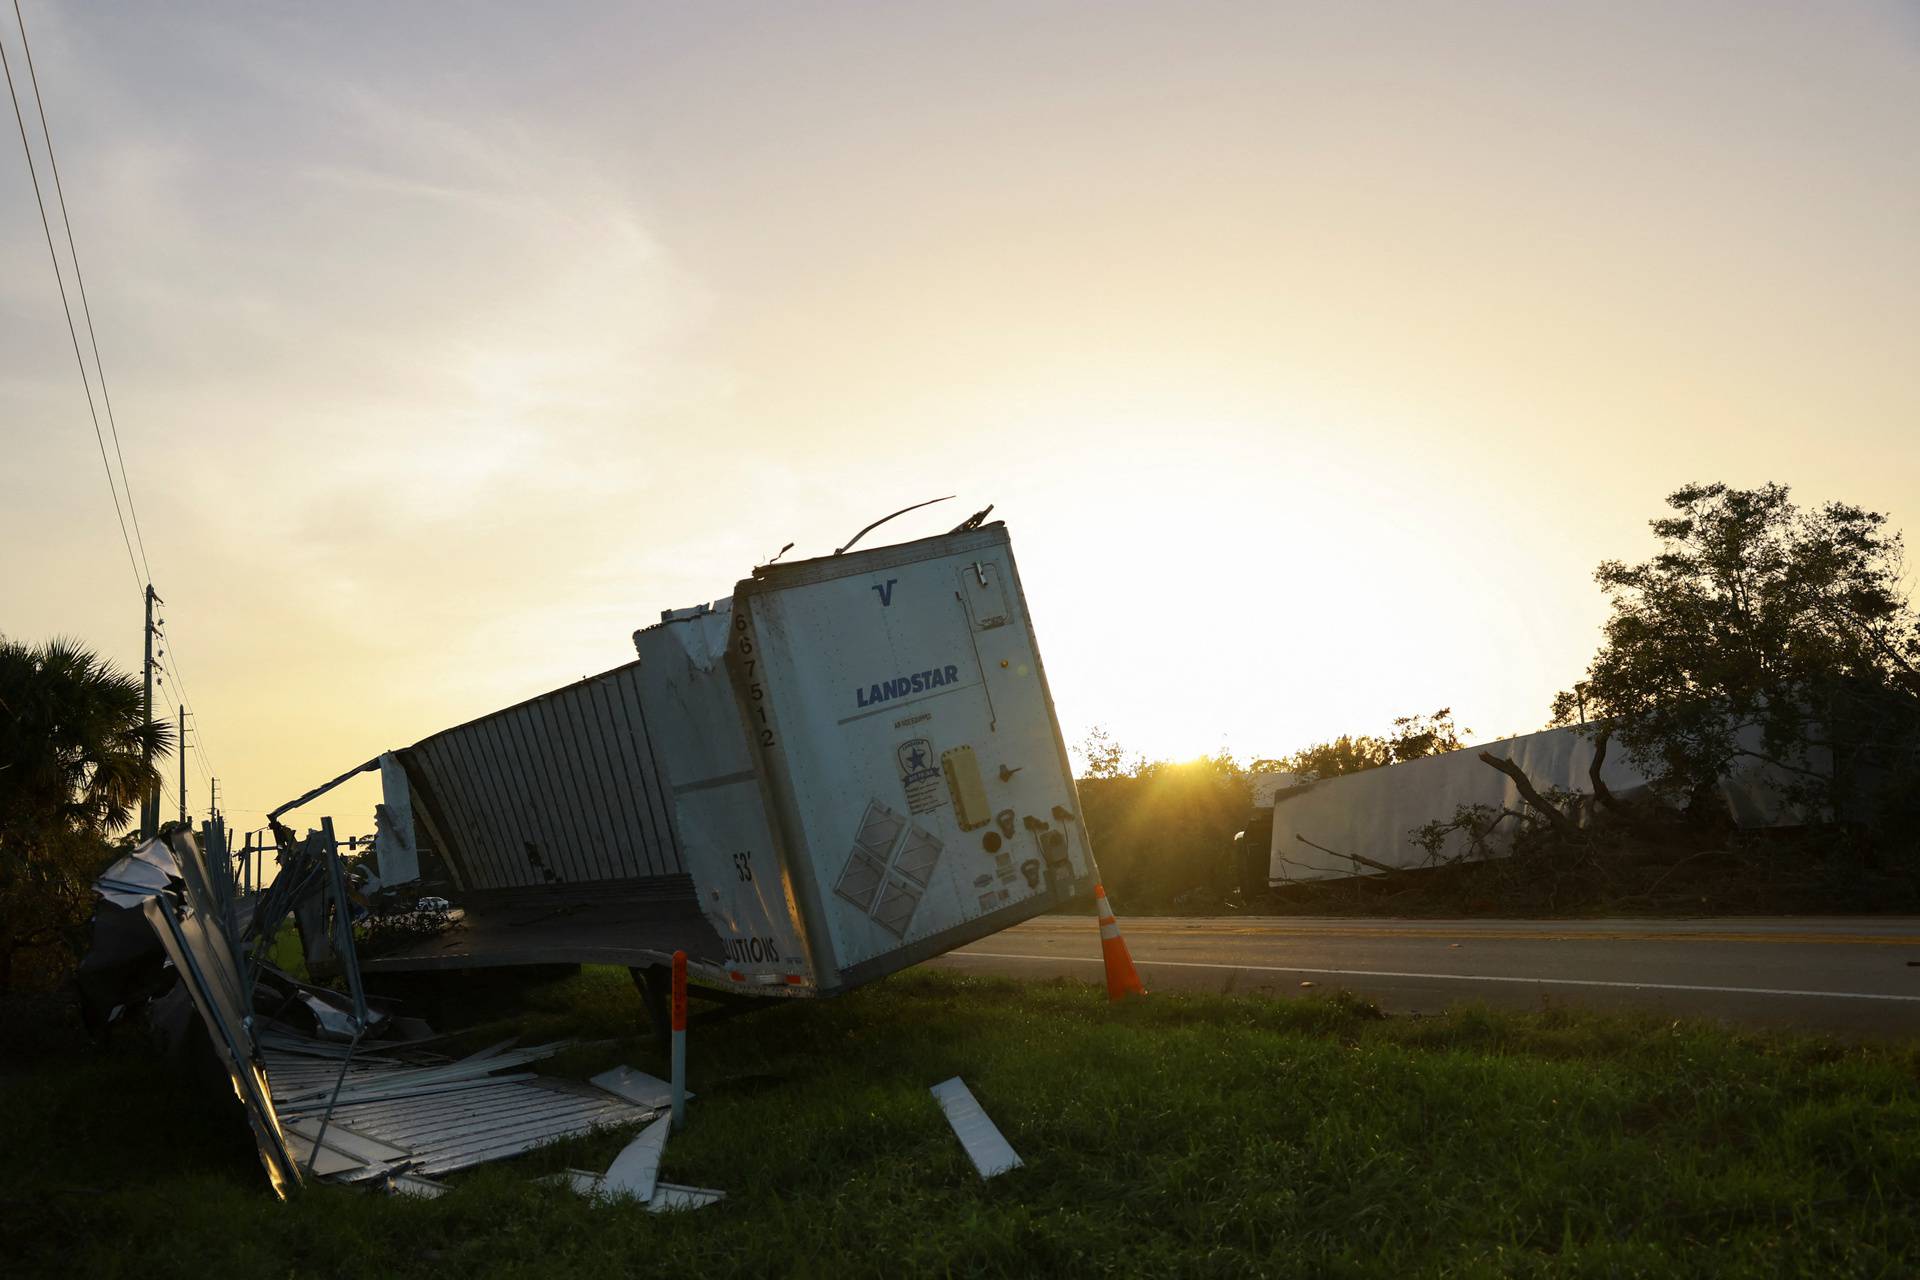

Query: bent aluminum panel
141;892;302;1197
602;1115;669;1202
276;1067;652;1180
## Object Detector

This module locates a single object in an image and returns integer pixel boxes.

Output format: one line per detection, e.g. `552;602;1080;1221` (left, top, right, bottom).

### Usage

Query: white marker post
670;950;688;1131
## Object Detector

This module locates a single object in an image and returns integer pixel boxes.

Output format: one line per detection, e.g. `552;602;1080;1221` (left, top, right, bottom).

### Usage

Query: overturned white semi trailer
1263;722;1819;884
349;522;1095;996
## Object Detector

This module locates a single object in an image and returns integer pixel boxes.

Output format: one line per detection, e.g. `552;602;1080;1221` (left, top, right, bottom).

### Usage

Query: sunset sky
3;1;1916;835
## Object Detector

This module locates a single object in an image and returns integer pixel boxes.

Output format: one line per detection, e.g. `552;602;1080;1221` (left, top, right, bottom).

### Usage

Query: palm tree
0;635;172;988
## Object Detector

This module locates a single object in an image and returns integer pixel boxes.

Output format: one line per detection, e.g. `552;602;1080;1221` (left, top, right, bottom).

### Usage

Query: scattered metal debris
84;827;1048;1214
592;1064;690;1109
539;1085;723;1212
602;1115;670;1202
269;1065;653;1180
646;1183;727;1213
543;1118;725;1214
94;839;179;906
270;1040;574;1112
315;817;371;1030
543;1170;726;1213
139;869;303;1196
385;1172;453;1199
80;825;657;1199
930;1077;1022;1179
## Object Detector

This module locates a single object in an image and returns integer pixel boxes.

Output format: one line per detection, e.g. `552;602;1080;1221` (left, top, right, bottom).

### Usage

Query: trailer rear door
731;525;1093;990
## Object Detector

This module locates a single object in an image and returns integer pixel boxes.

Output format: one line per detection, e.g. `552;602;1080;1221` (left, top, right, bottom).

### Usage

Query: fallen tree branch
1586;727;1665;836
1477;752;1574;832
1727;747;1833;782
1589;727;1623;813
1295;833;1404;876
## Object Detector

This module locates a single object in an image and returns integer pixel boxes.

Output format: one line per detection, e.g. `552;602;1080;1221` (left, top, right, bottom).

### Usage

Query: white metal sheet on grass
387;1173;451;1199
648;1182;726;1213
602;1114;670;1202
264;1047;654;1181
929;1077;1022;1179
543;1170;725;1212
591;1065;691;1109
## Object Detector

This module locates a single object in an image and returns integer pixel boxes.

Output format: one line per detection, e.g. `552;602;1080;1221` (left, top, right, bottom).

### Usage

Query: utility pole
141;584;159;837
177;704;188;825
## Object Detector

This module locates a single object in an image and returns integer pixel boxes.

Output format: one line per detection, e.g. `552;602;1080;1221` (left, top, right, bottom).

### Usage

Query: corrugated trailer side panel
396;663;684;892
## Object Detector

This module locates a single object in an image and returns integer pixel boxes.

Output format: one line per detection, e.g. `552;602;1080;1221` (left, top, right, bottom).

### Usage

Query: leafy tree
1075;725;1138;780
1133;749;1246;784
1282;709;1470;782
1386;708;1469;763
0;636;170;988
1283;734;1391;782
1552;483;1920;826
1068;732;1254;907
1076;756;1251;908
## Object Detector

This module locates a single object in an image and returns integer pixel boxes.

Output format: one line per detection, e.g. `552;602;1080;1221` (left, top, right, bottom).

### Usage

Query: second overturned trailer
353;521;1096;995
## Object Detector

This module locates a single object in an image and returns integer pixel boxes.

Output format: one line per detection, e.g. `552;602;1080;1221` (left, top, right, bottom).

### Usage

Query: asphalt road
932;915;1920;1036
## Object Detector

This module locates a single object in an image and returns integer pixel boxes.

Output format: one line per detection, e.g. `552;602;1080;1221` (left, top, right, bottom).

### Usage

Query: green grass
3;969;1917;1278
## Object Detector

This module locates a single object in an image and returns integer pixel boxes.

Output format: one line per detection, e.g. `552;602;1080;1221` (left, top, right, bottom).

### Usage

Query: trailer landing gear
628;965;779;1039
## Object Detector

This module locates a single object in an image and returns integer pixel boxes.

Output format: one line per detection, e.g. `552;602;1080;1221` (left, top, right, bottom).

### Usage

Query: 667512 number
736;613;775;747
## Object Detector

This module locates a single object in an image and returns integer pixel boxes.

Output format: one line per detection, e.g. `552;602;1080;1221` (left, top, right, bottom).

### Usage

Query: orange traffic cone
1094;883;1145;1001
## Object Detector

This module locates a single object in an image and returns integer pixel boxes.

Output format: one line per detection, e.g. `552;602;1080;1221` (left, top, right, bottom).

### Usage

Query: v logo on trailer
872;579;898;606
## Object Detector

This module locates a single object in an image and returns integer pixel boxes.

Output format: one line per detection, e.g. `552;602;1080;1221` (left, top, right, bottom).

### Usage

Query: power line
148;614;216;804
1;19;141;593
170;685;209;784
154;643;214;782
5;8;223;801
11;0;152;583
156;626;215;778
